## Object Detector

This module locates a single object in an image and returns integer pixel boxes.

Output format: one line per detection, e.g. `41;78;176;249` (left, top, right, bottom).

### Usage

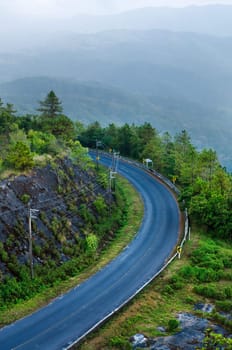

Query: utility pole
28;205;39;279
96;140;101;170
109;170;117;194
110;151;119;192
109;170;117;212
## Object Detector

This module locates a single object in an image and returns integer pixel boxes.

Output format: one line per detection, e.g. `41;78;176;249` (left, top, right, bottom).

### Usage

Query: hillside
0;76;231;170
0;157;108;276
1;27;232;169
1;30;232;108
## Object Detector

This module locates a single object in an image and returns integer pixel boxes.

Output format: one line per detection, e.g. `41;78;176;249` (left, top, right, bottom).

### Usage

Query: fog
1;0;232;52
1;0;232;18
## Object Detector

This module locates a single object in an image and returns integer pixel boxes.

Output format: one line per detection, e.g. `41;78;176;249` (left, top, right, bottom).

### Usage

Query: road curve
0;155;180;350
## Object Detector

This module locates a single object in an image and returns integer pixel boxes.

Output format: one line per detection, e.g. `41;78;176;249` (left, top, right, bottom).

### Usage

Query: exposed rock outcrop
131;312;231;350
0;157;110;276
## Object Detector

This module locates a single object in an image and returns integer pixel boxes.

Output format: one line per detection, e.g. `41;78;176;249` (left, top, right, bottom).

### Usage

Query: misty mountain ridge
1;5;232;53
65;5;232;36
0;6;232;170
1;29;232;109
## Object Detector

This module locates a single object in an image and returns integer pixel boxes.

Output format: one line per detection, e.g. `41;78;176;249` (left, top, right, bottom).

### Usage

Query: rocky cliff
0;157;111;278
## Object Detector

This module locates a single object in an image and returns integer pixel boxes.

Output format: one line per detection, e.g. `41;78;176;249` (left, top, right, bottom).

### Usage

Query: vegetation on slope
77;121;232;349
1;92;231;347
78;230;232;350
0;93;138;313
79;122;232;241
0;174;143;327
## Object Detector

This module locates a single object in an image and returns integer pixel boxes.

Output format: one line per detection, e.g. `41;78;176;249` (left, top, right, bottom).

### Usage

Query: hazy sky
1;0;232;51
1;0;232;17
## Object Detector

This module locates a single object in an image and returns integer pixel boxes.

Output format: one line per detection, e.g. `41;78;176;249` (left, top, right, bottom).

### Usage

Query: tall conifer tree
38;90;63;118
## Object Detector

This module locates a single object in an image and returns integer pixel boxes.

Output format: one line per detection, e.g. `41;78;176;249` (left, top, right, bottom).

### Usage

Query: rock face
131;312;230;350
130;334;149;348
0;157;109;276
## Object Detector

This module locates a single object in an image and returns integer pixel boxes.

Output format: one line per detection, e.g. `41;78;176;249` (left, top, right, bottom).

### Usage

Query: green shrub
194;285;226;300
202;329;232;349
179;265;221;283
167;319;179;332
85;234;98;253
93;195;107;214
169;274;184;289
5;141;35;170
20;193;31;204
221;271;232;280
222;255;232;268
162;285;174;295
109;336;131;349
215;300;232;312
224;287;232;298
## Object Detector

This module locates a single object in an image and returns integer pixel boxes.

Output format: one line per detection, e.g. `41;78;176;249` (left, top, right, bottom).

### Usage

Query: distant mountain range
1;4;232;51
0;5;232;170
58;5;232;36
1;29;232;106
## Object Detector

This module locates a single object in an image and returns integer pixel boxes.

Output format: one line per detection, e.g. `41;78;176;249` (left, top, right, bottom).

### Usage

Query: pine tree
38;90;63;118
0;98;4;110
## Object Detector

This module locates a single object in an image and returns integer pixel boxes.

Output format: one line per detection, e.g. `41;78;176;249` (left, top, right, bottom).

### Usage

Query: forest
0;91;232;307
79;120;232;241
1;91;232;242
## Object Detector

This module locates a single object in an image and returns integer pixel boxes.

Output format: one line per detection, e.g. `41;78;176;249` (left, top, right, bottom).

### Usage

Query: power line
0;177;108;219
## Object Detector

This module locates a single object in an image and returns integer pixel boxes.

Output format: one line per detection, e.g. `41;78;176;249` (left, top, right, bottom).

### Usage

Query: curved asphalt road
0;155;180;350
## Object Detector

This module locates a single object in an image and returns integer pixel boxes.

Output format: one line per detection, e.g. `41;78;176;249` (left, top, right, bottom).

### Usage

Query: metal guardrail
67;205;189;349
118;154;189;255
91;148;189;253
119;155;180;195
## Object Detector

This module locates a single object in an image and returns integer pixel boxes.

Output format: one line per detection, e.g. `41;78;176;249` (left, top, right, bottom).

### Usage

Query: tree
117;123;134;157
37;91;63;118
197;148;218;184
16;114;39;133
161;132;175;177
68;140;93;169
174;130;197;185
50;114;75;140
0;98;4;110
5;141;34;170
78;121;104;148
5;103;17;116
137;122;156;148
0;109;16;135
102;123;119;151
27;130;57;154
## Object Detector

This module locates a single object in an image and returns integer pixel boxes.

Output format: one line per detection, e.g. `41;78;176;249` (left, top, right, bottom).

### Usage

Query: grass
0;175;144;327
2;172;231;350
78;229;232;350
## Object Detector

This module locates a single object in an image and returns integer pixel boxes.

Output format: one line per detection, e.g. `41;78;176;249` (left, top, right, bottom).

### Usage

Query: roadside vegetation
1;92;231;348
0;174;143;326
79;122;232;242
78;229;232;350
0;92;142;324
